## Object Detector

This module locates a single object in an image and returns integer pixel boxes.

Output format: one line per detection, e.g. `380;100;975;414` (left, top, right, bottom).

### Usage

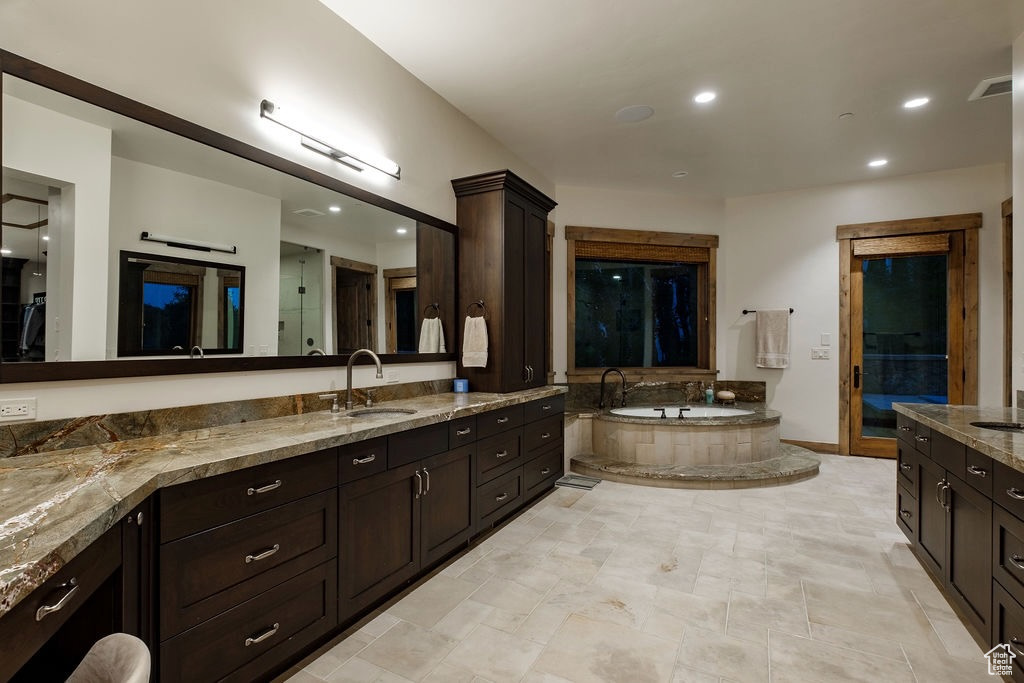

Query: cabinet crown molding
451;169;557;212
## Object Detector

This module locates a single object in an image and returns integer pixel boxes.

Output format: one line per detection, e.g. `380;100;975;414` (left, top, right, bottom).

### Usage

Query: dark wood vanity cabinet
452;170;557;393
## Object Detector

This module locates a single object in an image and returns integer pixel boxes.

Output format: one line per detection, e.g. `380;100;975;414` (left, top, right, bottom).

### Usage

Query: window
567;226;718;380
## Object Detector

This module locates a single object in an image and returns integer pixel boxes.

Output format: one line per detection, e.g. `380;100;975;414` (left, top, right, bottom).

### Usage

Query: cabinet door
916;454;946;577
522;202;547;387
946;474;992;635
420;446;474;567
121;497;154;649
502;195;528;390
339;463;420;620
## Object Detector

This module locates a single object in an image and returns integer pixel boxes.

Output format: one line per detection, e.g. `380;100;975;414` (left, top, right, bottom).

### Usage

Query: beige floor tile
727;588;809;637
808;622;908;662
902;644;992;682
388;574;479;629
669;665;719;683
653;586;729;634
444;624;544;682
421;662;478;682
768;630;915;683
675;626;769;682
358;612;401;638
470;576;547;616
323;656;385;682
515;604;572;644
431;598;495;641
288;670;323;683
357;620;457;682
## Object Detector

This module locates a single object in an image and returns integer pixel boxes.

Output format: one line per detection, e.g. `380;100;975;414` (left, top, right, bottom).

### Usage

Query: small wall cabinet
452;170;557;393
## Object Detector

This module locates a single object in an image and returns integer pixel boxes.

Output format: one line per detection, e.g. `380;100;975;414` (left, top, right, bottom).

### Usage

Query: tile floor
286;454;993;682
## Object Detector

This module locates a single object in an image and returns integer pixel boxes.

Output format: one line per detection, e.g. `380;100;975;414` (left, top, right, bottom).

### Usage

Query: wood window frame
565;225;718;383
836;212;981;456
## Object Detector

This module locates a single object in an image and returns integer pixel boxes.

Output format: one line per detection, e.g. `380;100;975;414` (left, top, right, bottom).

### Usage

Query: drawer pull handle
35;578;79;622
899;509;911;519
353;454;376;465
1009;555;1024;572
497;417;510;424
1011;638;1024;658
966;465;987;478
245;622;280;647
541;432;551;439
456;427;472;436
247;480;282;496
496;450;509;458
245;544;280;564
899;463;911;471
542;404;552;411
915;435;929;444
423;468;430;495
495;492;509;502
1008;488;1024;501
541;467;551;475
414;471;423;498
898;425;913;432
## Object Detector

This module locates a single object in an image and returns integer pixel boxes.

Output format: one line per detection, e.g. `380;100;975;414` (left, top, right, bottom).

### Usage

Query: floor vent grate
555;474;601;490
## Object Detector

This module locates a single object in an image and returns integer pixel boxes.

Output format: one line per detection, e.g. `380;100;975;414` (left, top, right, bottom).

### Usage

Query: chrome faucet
190;345;204;359
598;368;627;409
307;348;326;356
346;348;384;410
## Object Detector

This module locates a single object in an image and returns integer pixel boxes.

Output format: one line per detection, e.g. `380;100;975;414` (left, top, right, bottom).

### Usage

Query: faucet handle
365;389;375;408
318;393;340;414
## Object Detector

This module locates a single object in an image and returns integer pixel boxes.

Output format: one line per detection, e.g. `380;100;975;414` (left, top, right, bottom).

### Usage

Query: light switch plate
811;347;830;360
820;333;831;346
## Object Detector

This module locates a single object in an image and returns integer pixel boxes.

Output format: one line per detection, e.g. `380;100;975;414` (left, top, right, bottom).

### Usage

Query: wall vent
968;75;1012;101
292;208;325;217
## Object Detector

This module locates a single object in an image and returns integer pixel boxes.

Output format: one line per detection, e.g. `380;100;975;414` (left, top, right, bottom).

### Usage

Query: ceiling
321;0;1019;199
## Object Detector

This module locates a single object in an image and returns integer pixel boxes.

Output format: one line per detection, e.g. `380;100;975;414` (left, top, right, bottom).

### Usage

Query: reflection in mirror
1;69;456;379
117;251;244;356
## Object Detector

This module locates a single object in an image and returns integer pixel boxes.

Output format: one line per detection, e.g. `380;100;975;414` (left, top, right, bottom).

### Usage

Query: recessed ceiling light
694;91;716;104
396;227;408;235
903;97;930;109
868;158;888;168
614;105;655;123
612;275;622;281
42;235;49;241
328;205;341;213
672;171;689;178
0;249;11;255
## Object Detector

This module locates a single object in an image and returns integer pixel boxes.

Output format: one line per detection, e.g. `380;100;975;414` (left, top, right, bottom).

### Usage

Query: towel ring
423;302;440;318
466;300;486;318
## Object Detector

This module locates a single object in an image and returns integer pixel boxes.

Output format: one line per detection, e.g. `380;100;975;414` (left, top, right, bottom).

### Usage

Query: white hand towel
755;309;790;368
462;316;488;367
418;317;446;353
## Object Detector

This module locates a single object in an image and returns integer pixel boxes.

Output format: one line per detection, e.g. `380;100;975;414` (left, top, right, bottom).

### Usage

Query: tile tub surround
0;379;453;458
565;380;766;411
0;387;565;618
288;454;989;683
892;403;1024;470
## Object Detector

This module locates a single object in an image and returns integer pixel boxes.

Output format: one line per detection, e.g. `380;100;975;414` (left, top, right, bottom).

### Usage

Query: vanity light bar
259;99;401;180
140;231;237;254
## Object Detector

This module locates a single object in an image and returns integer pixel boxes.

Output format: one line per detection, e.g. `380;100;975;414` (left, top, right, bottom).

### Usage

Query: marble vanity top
0;387;565;617
893;403;1024;471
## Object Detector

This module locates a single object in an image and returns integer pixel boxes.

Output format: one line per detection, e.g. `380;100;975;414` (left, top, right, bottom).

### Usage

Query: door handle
422;468;430;495
414;471;423;499
853;365;861;389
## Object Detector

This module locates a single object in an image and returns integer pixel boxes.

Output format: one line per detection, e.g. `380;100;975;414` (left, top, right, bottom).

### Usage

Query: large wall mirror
0;51;456;382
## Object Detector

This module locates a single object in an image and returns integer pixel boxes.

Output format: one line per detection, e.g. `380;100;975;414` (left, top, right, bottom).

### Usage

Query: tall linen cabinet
452;170;556;393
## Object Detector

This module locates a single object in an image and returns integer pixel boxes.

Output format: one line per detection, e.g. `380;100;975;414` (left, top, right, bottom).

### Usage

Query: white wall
724;164;1008;444
107;157;282;357
0;0;542;418
550;185;726;381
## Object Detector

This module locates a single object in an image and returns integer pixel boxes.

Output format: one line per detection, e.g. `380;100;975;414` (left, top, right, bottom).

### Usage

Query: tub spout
599;368;627;409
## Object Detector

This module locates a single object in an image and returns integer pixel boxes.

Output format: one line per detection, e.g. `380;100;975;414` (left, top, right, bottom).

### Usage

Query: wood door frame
837;213;981;456
383;267;416;354
331;255;378;353
1004;197;1013;406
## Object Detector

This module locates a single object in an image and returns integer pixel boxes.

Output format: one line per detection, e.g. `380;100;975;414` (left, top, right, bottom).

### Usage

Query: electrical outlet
811;347;830;360
384;369;400;384
0;397;37;421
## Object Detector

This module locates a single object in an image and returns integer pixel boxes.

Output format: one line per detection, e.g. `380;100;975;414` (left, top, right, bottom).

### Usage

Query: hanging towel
418;317;446;353
755;309;790;369
462;316;488;367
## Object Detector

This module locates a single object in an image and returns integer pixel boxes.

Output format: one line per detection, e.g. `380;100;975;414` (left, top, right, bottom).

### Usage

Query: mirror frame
0;49;458;383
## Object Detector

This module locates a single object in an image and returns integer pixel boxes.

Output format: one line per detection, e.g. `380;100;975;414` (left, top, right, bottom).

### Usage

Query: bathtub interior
609;405;755;418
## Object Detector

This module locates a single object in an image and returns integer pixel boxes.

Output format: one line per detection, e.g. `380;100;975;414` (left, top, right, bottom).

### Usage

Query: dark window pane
395;289;417;353
575;259;699;367
142;283;193;350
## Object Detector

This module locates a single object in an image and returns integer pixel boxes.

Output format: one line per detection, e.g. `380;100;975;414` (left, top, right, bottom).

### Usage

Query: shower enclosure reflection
278;242;324;356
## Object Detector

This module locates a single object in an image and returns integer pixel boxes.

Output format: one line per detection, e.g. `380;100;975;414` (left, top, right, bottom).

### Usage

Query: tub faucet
599;368;627;409
307;348;326;356
346;348;384;410
190;345;204;359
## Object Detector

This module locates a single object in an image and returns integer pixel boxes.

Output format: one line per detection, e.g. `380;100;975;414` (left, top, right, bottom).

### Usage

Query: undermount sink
346;407;417;418
970;421;1024;432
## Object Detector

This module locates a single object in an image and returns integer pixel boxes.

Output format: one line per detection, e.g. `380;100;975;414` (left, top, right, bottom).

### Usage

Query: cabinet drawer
160;448;337;542
524;395;564;423
896;413;917;446
994;505;1024;608
910;421;932;457
160;489;337;638
477;467;523;526
0;524;121;682
992;581;1024;682
929;430;964;473
476;430;522;484
524;414;563;454
477;404;525;439
896;441;918;491
962;447;993;497
995;461;1024;520
339;437;387;484
524;446;562;493
388;422;449;468
896;482;916;545
160;560;337;683
449;415;478;447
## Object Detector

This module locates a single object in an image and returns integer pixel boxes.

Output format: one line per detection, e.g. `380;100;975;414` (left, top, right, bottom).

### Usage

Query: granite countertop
0;387;565;618
893;403;1024;471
